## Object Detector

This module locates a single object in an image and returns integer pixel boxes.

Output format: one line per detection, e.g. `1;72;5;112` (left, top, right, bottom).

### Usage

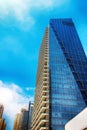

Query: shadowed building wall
28;102;34;130
0;104;4;118
0;104;6;130
49;19;87;129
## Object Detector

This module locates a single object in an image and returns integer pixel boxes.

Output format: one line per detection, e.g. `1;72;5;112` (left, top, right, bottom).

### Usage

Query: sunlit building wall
13;107;29;130
65;108;87;130
32;28;50;130
13;113;21;130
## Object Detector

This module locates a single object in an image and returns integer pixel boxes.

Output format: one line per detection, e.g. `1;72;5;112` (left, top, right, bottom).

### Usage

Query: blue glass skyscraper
49;19;87;130
32;19;87;130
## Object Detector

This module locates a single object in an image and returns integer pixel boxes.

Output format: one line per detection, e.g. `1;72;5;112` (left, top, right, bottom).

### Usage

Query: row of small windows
51;79;76;85
51;125;64;130
50;67;87;76
50;58;87;68
52;112;77;119
51;99;85;106
51;88;81;96
51;105;85;113
52;94;83;100
51;84;78;89
52;118;67;125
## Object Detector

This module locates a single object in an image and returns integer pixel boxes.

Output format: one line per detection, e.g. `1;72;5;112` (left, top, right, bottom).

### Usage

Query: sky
0;0;87;129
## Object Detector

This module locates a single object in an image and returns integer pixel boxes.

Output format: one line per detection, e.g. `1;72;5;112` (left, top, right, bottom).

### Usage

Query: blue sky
0;0;87;130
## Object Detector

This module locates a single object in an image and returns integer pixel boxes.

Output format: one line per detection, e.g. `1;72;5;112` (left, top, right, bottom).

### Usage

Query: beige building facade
0;104;6;130
0;104;4;118
13;113;21;130
13;107;29;130
32;28;50;130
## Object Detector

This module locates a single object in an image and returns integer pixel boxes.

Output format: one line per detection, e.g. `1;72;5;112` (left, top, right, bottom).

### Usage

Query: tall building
13;107;29;130
32;19;87;130
0;104;4;118
0;118;6;130
13;113;21;130
20;107;29;130
28;102;34;130
0;104;6;130
32;28;49;130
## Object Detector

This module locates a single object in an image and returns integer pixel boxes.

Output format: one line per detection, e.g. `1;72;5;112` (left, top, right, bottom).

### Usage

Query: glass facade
49;19;87;130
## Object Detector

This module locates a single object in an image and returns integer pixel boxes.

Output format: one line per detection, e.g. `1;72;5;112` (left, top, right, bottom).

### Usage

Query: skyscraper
13;107;29;130
0;104;4;118
32;19;87;130
0;118;6;130
28;102;34;130
0;104;6;130
13;113;21;130
32;28;49;130
20;107;29;130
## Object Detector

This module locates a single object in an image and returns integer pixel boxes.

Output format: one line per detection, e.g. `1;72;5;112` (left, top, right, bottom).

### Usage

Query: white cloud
0;0;29;20
0;0;53;19
26;87;35;91
0;0;34;30
0;80;33;121
30;0;53;8
0;0;69;30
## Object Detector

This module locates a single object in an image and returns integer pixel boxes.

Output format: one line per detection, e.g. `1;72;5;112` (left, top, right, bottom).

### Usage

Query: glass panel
49;19;87;130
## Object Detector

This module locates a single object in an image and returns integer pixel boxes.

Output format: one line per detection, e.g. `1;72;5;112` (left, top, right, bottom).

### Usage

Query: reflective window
49;19;87;130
